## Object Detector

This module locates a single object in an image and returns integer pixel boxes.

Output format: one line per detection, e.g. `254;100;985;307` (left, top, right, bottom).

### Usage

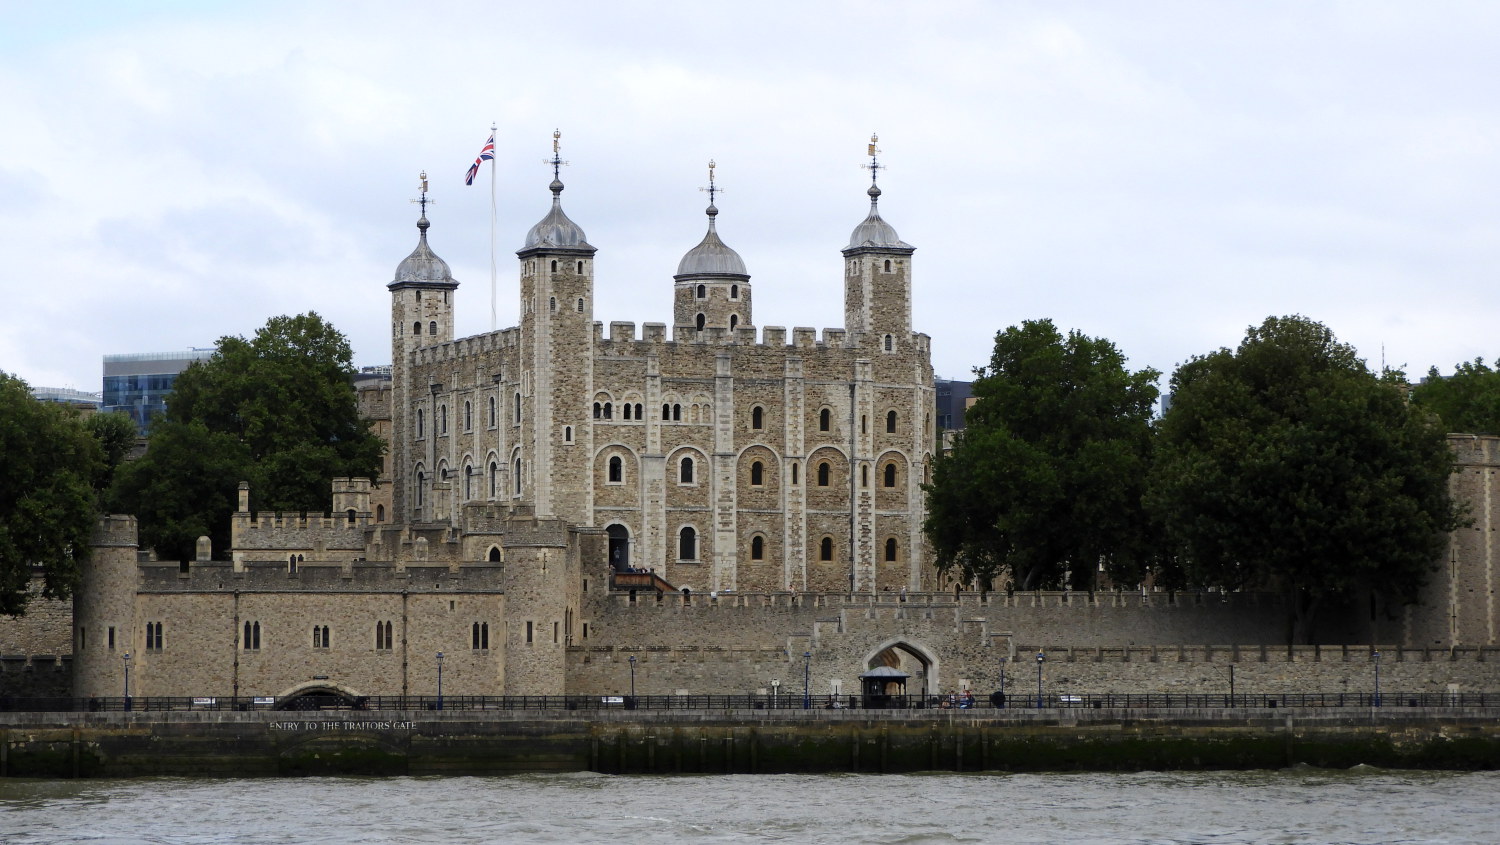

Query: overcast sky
4;0;1498;395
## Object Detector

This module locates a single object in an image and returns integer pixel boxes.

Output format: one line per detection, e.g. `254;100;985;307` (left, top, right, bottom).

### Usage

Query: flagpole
489;122;498;332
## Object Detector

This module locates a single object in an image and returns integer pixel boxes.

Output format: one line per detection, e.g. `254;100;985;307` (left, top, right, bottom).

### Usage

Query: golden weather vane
699;159;723;205
863;133;884;183
411;170;434;215
545;129;569;180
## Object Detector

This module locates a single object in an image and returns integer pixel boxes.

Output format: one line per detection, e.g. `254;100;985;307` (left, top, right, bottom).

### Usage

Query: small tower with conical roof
842;135;915;350
674;161;752;335
515;131;596;523
388;172;458;521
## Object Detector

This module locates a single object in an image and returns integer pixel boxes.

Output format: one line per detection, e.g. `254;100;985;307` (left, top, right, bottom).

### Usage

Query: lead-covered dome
845;183;913;251
523;179;594;251
676;204;747;276
392;216;456;284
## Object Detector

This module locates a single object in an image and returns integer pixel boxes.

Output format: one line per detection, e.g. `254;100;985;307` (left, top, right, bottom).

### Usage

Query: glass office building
102;350;214;435
30;386;103;409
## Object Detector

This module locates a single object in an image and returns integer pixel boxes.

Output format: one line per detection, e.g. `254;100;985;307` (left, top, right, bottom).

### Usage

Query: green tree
924;319;1160;591
110;313;384;560
0;373;103;614
1411;358;1500;435
1149;315;1462;642
84;411;137;494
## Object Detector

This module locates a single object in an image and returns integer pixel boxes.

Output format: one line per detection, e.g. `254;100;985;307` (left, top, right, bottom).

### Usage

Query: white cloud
1;0;1497;393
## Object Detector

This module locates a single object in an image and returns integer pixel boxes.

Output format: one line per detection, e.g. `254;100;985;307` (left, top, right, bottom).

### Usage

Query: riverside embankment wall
4;708;1500;777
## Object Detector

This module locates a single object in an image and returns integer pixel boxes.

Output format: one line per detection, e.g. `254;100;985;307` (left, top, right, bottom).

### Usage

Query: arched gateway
273;680;369;710
864;639;937;699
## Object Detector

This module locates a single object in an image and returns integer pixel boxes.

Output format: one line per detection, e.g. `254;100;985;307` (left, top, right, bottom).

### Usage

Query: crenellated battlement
91;514;139;548
590;320;927;357
599;589;1282;612
134;558;506;591
413;327;520;366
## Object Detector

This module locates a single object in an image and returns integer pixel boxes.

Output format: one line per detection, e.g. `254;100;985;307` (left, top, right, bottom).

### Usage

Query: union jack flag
465;132;495;185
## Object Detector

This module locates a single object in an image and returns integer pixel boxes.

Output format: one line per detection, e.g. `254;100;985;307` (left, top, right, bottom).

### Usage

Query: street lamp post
436;651;444;710
1036;651;1045;708
1373;650;1381;707
771;679;780;709
628;655;637;701
122;652;132;711
803;651;812;709
998;656;1007;708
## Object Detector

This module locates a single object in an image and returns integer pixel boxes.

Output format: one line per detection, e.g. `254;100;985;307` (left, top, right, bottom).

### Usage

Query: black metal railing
0;691;1494;713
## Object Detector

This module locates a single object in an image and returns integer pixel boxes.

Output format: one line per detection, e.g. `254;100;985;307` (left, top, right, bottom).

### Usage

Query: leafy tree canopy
1148;315;1462;642
0;373;104;614
1411;358;1500;435
924;319;1160;591
110;313;384;560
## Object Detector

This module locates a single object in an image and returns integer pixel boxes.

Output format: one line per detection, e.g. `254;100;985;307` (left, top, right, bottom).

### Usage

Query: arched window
550;259;558;272
464;401;472;431
488;396;496;427
819;408;830;431
819;537;833;561
884;463;897;488
750;461;764;486
576;260;584;273
730;284;739;299
376;504;385;522
564;425;573;442
440;405;448;434
346;508;356;524
464;464;473;499
817;462;830;487
635;403;643;419
514;457;522;495
577;297;584;312
695;313;705;331
489;461;498;497
608;455;622;483
416;408;424;438
680;456;695;484
751;406;764;429
413;321;421;336
593;402;602;419
623;403;633;420
429;321;437;336
884;259;892;272
416;471;425;507
884;334;894;352
662;403;671;420
679;526;697;560
515;393;522;423
886;410;897;433
696;284;706;299
488;546;501;562
549;296;557;313
604;402;612;419
885;537;898;562
673;404;682;421
751;535;764;560
729;314;738;330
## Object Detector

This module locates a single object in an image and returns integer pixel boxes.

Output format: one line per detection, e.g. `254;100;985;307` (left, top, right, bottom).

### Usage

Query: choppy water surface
2;768;1495;844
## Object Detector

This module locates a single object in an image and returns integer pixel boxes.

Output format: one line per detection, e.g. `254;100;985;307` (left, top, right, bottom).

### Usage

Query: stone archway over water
273;680;368;710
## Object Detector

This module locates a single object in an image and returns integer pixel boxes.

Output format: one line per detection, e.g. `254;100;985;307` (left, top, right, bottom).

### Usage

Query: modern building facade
102;350;214;435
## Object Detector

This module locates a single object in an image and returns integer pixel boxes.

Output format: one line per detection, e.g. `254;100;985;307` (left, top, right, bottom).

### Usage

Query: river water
2;768;1495;844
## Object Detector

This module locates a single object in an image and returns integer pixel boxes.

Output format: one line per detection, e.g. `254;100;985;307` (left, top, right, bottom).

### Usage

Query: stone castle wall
567;638;1500;699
